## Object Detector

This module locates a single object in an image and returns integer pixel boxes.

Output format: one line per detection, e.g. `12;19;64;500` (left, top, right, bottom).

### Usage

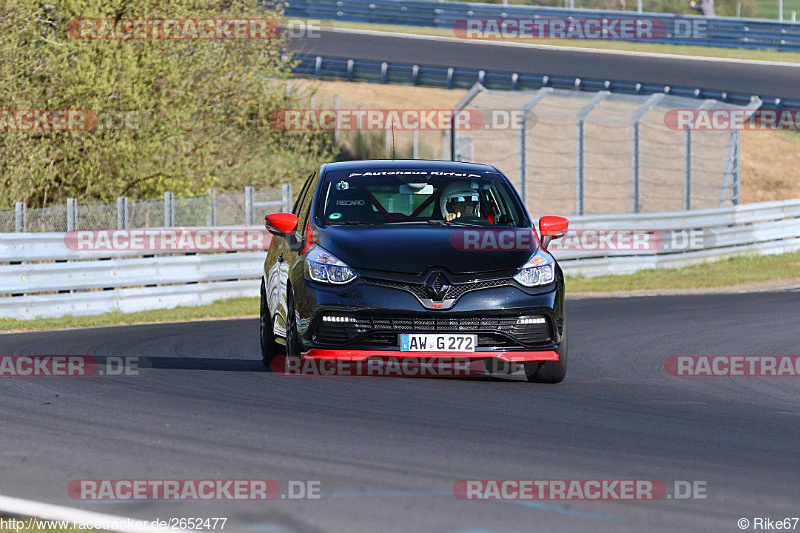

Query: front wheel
285;289;302;357
260;280;281;367
524;328;568;384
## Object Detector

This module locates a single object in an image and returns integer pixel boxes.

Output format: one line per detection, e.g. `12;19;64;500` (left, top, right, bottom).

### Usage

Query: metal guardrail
2;199;799;319
292;55;800;110
286;0;800;51
558;198;800;276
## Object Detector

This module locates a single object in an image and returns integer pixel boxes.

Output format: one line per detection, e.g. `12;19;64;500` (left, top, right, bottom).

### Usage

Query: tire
285;289;302;357
260;279;281;367
524;328;568;384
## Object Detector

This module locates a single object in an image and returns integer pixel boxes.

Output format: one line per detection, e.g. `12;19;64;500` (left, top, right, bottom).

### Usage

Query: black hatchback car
260;160;570;383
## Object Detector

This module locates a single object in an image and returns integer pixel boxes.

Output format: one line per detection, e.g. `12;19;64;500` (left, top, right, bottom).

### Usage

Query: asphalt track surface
2;290;800;532
289;29;800;101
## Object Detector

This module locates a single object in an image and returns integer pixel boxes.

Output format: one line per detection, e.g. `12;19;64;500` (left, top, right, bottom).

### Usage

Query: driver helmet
439;182;480;218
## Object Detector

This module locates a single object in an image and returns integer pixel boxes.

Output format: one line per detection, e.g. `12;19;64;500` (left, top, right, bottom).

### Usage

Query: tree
0;0;335;207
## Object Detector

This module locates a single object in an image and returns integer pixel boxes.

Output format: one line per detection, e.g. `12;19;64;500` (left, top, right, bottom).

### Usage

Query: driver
440;182;480;222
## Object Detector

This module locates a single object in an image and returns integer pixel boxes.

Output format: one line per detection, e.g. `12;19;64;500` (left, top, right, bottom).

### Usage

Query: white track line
0;494;181;533
309;26;800;68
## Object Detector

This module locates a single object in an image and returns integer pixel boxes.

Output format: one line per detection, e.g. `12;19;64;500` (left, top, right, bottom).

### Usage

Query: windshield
316;169;527;227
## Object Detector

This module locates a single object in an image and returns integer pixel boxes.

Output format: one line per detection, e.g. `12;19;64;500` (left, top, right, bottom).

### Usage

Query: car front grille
362;277;511;302
314;313;551;348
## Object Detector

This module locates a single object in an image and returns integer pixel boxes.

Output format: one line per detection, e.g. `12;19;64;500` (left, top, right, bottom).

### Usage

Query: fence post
637;0;643;12
15;202;25;233
282;183;293;213
575;92;608;216
385;127;392;159
779;0;784;21
67;198;77;231
209;189;217;226
413;128;419;159
441;130;449;160
631;93;664;213
732;130;741;205
164;192;174;227
245;186;254;226
334;95;340;145
518;115;526;207
117;196;128;229
684;129;692;211
515;88;554;213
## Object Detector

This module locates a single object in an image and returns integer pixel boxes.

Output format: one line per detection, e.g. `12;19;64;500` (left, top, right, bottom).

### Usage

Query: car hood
315;225;538;276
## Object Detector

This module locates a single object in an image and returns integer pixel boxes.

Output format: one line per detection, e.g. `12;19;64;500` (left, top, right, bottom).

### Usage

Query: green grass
566;250;800;292
315;20;800;63
0;297;258;333
2;251;799;332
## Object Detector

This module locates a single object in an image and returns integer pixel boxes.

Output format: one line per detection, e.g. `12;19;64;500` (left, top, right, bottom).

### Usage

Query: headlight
513;251;555;287
305;246;357;284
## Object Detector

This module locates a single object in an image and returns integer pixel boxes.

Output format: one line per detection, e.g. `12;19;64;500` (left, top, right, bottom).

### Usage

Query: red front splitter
302;349;558;363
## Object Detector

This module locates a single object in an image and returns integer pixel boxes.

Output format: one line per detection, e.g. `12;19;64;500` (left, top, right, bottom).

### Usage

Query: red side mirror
539;216;569;250
265;213;299;236
539;216;569;237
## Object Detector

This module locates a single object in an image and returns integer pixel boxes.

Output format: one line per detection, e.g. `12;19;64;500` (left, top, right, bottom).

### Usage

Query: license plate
400;334;476;352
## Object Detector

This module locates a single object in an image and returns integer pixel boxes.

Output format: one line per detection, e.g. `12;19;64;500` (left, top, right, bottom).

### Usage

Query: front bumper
292;270;565;354
302;349;558;362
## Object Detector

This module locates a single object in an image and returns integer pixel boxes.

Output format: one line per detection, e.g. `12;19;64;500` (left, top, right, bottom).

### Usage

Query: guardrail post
684;129;692;211
637;0;643;12
779;0;784;21
117;196;128;229
381;62;388;84
282;183;293;212
413;128;419;159
164;192;174;227
245;186;254;226
385;128;392;158
15;202;25;233
314;56;322;78
209;189;217;226
575;91;608;216
67;198;77;231
441;130;449;160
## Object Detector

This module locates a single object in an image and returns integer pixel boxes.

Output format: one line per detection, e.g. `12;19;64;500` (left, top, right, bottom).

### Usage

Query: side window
292;172;315;215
